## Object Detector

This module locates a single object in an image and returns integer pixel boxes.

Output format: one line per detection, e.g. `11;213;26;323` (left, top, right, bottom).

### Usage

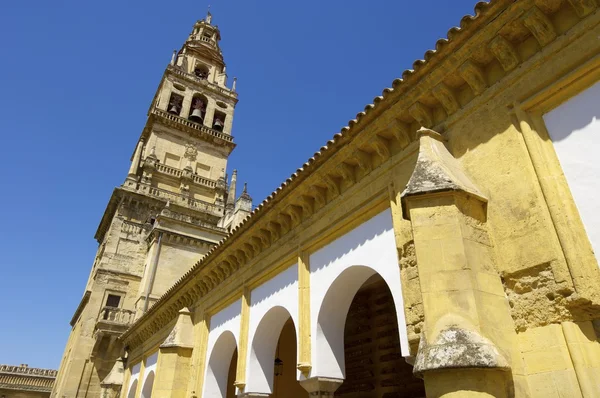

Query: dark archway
336;274;425;397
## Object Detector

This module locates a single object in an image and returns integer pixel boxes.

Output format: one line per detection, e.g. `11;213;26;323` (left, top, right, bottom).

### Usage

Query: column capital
299;377;343;397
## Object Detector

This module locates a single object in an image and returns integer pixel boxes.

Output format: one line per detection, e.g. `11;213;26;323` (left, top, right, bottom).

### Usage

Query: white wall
543;81;600;264
139;352;158;398
203;299;241;398
126;362;142;398
309;209;408;379
245;264;299;393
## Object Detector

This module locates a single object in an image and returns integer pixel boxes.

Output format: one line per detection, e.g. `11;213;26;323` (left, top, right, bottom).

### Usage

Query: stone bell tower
52;11;252;398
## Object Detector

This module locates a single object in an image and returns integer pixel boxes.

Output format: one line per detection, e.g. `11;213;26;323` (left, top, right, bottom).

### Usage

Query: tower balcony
146;186;224;218
150;108;236;152
166;64;237;100
154;162;217;190
95;306;136;338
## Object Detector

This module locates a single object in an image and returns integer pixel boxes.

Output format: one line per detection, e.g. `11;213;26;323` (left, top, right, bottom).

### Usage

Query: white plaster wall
203;299;241;398
543;81;600;264
245;264;299;393
309;208;408;378
126;362;142;398
139;352;158;398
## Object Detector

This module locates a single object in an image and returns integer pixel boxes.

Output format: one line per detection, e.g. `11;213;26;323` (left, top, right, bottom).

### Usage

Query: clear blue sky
0;0;480;369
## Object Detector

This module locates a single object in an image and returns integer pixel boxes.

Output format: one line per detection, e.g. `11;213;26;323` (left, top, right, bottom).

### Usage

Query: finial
170;50;177;66
232;77;237;92
206;5;212;24
243;182;247;193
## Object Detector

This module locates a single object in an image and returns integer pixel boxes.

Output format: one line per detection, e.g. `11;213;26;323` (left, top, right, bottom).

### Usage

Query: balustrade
98;306;136;326
0;365;57;377
147;186;223;216
166;65;237;98
152;108;234;143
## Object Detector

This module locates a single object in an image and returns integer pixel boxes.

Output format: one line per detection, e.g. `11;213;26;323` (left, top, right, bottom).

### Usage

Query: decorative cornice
148;108;236;153
166;65;238;102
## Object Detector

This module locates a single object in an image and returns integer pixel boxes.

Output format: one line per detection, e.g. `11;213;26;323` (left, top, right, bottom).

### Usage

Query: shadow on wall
543;82;599;142
205;330;238;398
141;370;154;398
127;379;138;398
210;299;242;332
247;306;294;394
251;263;297;307
311;212;390;273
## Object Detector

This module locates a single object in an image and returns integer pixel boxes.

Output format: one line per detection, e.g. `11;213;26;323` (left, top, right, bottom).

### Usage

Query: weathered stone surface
413;327;510;377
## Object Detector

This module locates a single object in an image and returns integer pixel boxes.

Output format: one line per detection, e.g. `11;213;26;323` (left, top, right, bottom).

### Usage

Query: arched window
167;93;183;116
194;63;209;80
213;110;226;132
189;94;208;124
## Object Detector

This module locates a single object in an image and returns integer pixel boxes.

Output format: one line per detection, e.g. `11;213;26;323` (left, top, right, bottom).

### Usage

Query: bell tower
52;12;252;398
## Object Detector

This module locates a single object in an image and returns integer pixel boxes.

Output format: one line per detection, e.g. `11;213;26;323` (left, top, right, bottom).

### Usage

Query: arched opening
189;94;207;124
167;92;183;116
246;306;306;397
141;370;155;398
194;63;209;80
337;274;425;397
315;265;424;397
204;331;238;398
127;379;138;398
212;110;226;132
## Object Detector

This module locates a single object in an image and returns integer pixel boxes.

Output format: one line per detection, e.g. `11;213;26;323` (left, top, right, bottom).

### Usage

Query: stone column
181;91;193;119
401;128;514;397
153;308;194;398
299;377;343;398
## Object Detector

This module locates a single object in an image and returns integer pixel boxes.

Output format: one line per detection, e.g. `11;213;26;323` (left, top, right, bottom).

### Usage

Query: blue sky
0;0;480;369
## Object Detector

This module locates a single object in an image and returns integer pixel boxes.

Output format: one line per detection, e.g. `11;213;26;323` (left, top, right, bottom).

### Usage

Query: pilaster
153;308;195;398
401;128;515;397
297;250;312;376
234;287;251;392
187;310;209;398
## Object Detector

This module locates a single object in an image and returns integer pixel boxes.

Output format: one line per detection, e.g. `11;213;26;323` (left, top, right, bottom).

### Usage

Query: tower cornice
143;107;236;153
166;65;238;103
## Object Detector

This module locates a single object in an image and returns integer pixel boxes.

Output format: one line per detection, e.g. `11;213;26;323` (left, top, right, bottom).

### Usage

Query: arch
189;93;208;123
315;265;404;379
194;63;209;79
246;306;294;394
127;379;138;398
203;330;238;398
141;370;154;398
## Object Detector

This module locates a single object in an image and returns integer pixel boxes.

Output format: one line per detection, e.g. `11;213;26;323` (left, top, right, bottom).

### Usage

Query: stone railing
152;108;234;144
0;365;57;378
166;65;237;99
192;174;216;188
154;163;217;189
148;187;223;216
121;220;148;235
98;306;136;326
156;163;181;177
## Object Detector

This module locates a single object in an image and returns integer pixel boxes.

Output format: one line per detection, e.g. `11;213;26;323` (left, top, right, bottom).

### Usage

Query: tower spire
206;5;212;24
226;170;237;209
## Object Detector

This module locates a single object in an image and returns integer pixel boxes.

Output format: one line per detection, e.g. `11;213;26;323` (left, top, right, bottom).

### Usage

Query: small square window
106;294;121;308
